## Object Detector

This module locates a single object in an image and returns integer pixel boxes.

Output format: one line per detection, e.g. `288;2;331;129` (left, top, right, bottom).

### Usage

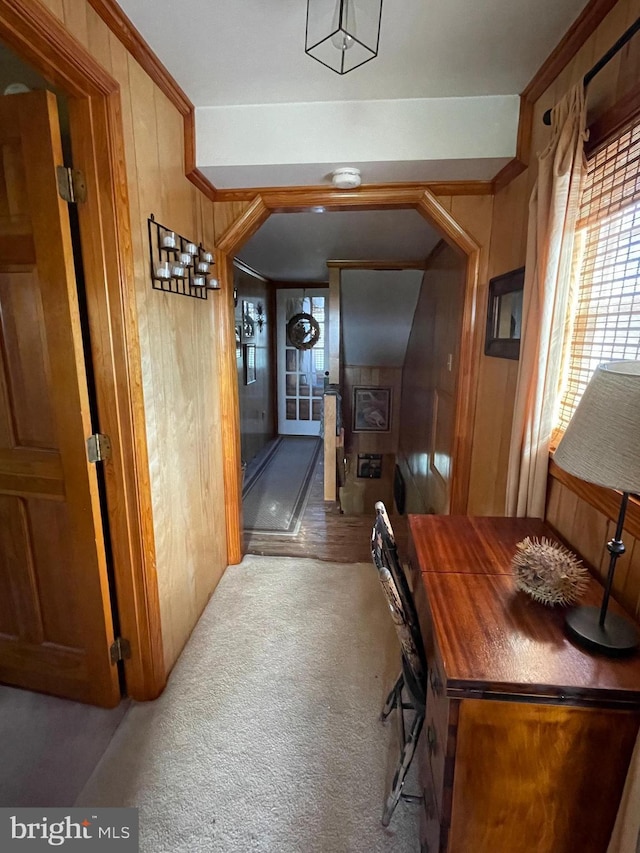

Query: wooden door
0;90;121;707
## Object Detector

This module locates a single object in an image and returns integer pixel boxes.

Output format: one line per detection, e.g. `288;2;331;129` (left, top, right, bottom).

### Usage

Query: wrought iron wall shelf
148;213;218;300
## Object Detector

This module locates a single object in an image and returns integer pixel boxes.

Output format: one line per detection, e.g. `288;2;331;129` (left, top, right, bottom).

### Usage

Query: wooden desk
408;515;640;853
408;514;554;575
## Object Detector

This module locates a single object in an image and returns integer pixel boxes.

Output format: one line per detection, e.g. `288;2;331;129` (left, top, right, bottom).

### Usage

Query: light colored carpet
0;686;129;807
243;437;321;534
77;555;420;852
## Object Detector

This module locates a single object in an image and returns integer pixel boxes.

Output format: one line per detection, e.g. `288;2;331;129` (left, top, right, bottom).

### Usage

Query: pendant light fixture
305;0;383;75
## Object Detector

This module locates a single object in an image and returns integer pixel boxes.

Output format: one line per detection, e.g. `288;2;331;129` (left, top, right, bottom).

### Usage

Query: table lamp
553;360;640;655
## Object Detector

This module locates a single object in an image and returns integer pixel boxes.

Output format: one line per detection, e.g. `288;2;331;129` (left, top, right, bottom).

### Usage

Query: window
556;118;640;432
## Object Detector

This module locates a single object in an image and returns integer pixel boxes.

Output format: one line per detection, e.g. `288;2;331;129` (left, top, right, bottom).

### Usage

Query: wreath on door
286;312;321;350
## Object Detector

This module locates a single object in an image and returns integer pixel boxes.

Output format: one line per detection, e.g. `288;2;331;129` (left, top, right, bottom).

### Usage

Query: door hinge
86;433;111;463
110;637;131;665
56;165;87;204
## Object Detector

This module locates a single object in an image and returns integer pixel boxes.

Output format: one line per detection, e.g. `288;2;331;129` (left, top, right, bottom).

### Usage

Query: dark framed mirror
485;266;525;359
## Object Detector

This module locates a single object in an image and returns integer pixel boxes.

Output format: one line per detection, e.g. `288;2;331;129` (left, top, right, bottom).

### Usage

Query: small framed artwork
235;323;242;360
242;300;256;341
485;267;525;360
244;343;256;385
357;453;383;479
353;387;392;433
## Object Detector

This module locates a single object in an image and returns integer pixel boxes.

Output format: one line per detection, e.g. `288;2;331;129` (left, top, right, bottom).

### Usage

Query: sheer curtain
506;83;587;517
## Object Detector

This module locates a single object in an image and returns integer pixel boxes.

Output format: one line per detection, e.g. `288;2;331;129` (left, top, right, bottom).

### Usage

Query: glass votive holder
179;252;192;266
155;262;172;280
185;242;198;256
196;261;210;274
192;275;206;288
206;277;220;290
171;263;186;279
161;230;177;250
200;250;214;264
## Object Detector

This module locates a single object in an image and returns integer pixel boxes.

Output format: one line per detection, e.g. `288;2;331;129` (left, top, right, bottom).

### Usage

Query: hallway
75;554;419;851
244;454;408;563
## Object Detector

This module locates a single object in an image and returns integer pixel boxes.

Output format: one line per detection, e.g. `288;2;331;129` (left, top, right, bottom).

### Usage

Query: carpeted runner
77;555;420;852
243;436;321;535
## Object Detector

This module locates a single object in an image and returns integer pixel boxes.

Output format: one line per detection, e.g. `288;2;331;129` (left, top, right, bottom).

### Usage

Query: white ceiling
239;209;441;281
341;270;423;367
119;0;587;106
118;0;588;189
114;0;588;277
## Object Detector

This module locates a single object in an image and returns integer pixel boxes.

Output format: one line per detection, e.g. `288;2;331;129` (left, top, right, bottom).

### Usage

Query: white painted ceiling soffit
195;96;518;188
117;0;589;188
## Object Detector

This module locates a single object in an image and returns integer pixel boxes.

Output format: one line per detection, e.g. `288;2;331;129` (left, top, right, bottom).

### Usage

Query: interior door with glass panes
277;289;329;435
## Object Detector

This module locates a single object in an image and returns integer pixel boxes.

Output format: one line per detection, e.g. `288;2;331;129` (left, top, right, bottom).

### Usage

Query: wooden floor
244;456;407;563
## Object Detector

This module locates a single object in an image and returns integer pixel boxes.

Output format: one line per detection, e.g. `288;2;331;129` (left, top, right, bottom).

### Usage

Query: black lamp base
565;605;639;656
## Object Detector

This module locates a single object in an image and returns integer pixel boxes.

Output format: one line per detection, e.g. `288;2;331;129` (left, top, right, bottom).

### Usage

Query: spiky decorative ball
511;537;588;606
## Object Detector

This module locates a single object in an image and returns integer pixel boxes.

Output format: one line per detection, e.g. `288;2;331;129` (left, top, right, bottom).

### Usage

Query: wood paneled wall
235;270;275;465
38;0;228;672
466;173;527;515
342;366;402;455
466;0;640;520
546;479;640;621
433;197;496;515
398;244;467;515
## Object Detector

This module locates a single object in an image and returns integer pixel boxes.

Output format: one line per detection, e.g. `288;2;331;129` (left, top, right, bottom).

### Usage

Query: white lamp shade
554;360;640;493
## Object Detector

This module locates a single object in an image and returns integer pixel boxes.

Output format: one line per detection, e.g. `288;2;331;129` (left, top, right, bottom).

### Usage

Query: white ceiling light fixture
332;167;362;189
305;0;383;75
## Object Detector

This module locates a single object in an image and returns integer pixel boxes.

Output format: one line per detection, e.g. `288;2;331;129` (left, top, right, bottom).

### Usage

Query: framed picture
353;387;391;432
243;343;256;385
485;267;525;360
235;323;242;360
357;453;383;479
242;300;256;341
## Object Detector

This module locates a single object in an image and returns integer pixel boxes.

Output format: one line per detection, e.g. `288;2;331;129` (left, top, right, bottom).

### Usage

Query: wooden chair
371;501;427;826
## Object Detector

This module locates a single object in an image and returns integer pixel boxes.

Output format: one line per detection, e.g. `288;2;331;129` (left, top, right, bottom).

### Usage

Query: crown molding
521;0;620;104
325;259;427;270
494;0;621;191
87;0;220;199
213;180;494;203
233;258;269;282
87;0;191;113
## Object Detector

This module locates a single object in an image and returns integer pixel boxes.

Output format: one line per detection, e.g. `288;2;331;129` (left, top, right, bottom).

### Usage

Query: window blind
556;118;640;432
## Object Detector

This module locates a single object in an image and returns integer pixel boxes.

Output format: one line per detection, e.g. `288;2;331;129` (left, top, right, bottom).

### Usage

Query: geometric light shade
305;0;383;75
554;361;640;494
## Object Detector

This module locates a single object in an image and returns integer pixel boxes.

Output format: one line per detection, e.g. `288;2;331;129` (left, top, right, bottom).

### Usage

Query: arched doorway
215;188;481;565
